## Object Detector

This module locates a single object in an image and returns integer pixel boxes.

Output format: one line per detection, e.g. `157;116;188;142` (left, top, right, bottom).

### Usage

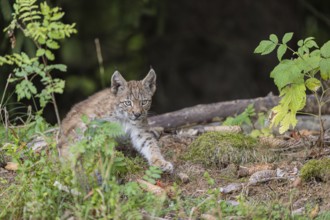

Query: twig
94;38;105;88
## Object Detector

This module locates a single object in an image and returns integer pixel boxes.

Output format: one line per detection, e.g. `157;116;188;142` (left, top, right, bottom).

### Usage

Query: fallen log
148;93;330;129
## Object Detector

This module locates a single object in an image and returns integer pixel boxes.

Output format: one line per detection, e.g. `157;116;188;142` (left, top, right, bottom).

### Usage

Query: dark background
1;0;330;124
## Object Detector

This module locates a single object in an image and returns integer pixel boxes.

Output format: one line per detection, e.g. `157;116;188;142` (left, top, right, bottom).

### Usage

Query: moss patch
182;132;263;168
300;158;330;182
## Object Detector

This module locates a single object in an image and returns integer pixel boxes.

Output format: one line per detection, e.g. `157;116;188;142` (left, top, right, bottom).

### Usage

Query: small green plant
143;166;162;184
70;117;127;186
249;112;273;138
0;0;77;125
223;104;272;137
223;104;255;126
255;33;330;145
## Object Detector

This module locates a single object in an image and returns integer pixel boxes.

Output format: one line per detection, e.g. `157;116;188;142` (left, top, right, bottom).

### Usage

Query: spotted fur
58;69;173;172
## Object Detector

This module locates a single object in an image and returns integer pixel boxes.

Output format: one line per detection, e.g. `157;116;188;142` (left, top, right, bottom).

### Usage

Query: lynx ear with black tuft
111;71;127;95
142;68;157;94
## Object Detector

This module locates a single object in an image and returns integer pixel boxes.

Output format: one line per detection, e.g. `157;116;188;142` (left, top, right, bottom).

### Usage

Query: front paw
151;157;174;173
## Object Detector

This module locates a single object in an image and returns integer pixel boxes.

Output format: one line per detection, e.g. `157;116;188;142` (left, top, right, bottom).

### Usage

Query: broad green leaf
282;32;293;44
254;40;275;54
270;60;304;90
262;41;277;55
277;44;287;61
36;48;45;57
310;49;320;57
305;78;321;92
45;50;55;61
320;40;330;58
297;47;304;57
304;37;315;43
270;83;306;134
279;83;306;112
297;40;303;47
279;112;297;134
320;58;330;80
305;40;318;49
269;34;278;44
294;55;320;74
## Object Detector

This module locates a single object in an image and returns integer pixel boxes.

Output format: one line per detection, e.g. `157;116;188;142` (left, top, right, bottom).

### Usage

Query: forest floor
160;131;330;217
128;127;330;219
1;123;330;219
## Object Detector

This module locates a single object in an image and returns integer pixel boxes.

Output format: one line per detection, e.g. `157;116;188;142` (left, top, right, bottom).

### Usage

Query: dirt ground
157;132;330;215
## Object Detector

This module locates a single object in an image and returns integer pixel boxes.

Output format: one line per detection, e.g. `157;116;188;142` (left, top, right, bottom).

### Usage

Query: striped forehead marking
127;81;145;100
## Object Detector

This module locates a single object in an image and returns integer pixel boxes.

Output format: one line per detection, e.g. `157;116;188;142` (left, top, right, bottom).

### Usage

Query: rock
177;172;190;183
5;162;19;171
220;183;243;194
200;214;217;220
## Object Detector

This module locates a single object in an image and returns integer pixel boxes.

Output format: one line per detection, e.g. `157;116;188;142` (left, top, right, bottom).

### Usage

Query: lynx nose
133;112;142;118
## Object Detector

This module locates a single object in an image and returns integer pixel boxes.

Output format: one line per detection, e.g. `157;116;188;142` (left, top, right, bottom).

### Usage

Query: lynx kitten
57;69;173;172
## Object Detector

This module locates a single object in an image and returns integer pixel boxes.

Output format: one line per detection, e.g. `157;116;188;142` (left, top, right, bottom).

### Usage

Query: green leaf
320;40;330;58
294;54;320;74
298;40;303;47
269;34;278;44
45;50;55;61
282;32;293;44
320;58;330;80
270;60;304;90
304;37;315;43
52;79;65;93
305;40;318;49
297;47;304;57
305;78;321;92
310;49;320;57
15;79;37;100
45;64;67;72
254;40;276;55
46;40;60;49
280;84;306;111
21;52;31;64
37;37;46;45
50;12;64;21
223;104;255;126
277;44;287;61
279;111;297;134
40;2;50;15
270;83;306;133
36;48;45;57
262;42;277;55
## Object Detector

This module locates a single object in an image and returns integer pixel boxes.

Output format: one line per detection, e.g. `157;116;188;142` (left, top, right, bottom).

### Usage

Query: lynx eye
141;100;149;106
124;100;132;106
